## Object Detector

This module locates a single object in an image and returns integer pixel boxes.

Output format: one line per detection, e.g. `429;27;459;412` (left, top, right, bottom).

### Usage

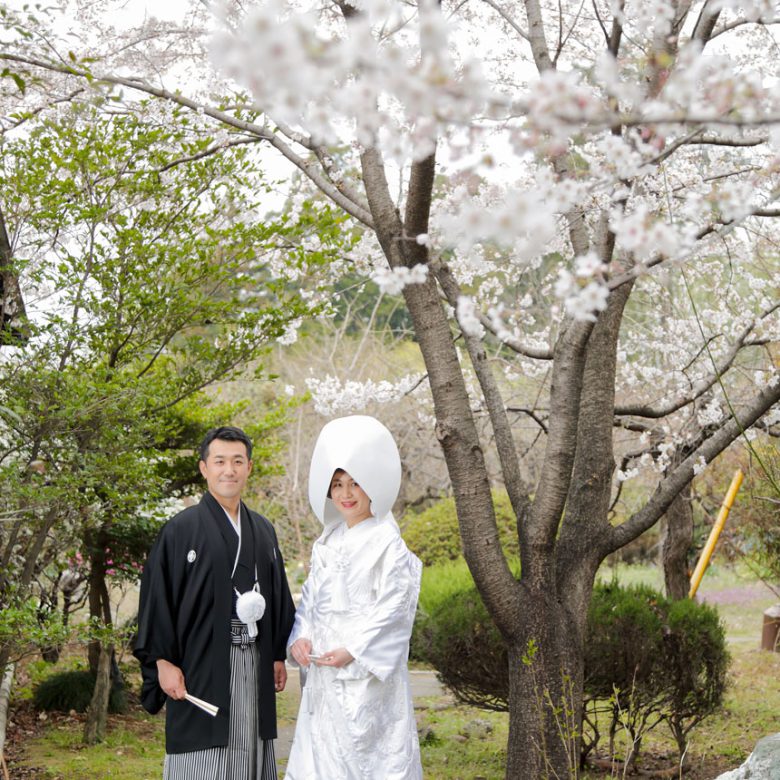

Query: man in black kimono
134;426;296;779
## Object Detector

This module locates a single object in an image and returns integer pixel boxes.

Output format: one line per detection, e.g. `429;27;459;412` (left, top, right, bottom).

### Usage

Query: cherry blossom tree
3;0;780;775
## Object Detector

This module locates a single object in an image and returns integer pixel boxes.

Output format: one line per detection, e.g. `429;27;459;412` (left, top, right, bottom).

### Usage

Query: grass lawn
18;711;165;779
11;563;780;779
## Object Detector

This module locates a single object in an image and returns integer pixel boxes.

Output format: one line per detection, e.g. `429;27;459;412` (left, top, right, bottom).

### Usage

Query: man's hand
314;648;354;668
157;659;187;700
274;661;287;692
290;638;314;667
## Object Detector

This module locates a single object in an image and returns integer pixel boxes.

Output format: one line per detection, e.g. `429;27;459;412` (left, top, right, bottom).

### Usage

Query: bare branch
687;134;767;147
710;17;780;39
553;0;586;66
153;136;260;173
478;311;554;360
590;0;610;46
479;0;530;41
506;405;549;433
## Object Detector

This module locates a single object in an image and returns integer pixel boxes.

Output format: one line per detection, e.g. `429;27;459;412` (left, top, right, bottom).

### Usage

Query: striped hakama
164;621;277;780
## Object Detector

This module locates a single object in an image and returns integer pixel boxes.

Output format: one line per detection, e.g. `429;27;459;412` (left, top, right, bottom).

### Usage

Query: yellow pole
689;468;744;599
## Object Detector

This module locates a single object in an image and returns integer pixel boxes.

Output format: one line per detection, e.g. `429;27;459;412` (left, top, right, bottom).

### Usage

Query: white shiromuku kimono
285;515;423;779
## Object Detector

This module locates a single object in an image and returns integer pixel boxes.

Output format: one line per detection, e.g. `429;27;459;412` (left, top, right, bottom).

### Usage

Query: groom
134;426;295;779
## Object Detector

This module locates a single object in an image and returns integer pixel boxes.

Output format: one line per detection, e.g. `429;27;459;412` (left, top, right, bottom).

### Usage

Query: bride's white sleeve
286;562;314;664
341;538;422;682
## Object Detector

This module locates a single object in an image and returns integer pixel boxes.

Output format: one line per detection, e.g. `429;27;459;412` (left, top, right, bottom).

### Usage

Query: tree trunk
507;605;582;779
662;483;694;600
0;662;15;771
83;643;112;746
86;537;112;675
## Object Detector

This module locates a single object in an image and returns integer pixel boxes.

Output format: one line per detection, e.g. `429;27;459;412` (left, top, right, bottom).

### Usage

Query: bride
285;415;423;779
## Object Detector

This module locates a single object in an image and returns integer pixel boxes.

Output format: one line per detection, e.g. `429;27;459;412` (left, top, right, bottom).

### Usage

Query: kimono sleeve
269;523;296;661
286;561;314;664
132;524;179;714
342;537;422;682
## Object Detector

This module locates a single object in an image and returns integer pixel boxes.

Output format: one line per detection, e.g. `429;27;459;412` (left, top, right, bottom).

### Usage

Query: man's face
199;439;252;504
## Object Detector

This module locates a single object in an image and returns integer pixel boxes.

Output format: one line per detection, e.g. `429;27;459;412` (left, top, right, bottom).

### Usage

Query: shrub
33;670;128;714
414;569;729;766
412;558;510;710
403;490;519;567
584;583;666;700
662;598;730;756
583;584;670;766
583;583;729;767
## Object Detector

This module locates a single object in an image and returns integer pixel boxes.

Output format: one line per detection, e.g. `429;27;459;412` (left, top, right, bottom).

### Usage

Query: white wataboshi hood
308;415;401;526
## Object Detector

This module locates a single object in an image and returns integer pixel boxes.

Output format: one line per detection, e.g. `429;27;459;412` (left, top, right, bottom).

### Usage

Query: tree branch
615;303;779;418
710;17;780;40
606;374;780;553
477;311;554;360
153;136;260;173
479;0;530;41
690;0;720;45
433;260;533;524
0;52;375;227
507;405;549;433
687;134;766;147
404;154;437;259
526;317;594;556
523;0;554;71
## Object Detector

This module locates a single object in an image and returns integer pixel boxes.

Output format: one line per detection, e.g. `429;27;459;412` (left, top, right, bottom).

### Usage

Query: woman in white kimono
285;415;423;780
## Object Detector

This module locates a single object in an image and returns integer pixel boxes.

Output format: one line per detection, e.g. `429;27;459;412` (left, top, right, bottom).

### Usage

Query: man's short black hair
199;426;253;462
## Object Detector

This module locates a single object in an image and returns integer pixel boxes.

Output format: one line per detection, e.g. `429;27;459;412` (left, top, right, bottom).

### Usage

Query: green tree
0;103;338;744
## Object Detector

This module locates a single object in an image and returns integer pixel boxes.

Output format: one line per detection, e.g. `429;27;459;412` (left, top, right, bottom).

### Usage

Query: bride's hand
314;648;354;668
291;638;314;667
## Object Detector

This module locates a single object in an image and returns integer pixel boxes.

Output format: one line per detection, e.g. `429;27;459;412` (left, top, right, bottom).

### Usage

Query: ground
5;564;780;779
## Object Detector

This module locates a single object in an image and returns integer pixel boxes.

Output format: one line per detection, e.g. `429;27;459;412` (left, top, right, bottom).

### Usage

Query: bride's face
329;470;372;527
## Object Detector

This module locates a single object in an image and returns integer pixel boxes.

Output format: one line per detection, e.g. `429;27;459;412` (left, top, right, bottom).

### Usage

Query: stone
417;722;436;743
459;718;493;740
715;733;780;779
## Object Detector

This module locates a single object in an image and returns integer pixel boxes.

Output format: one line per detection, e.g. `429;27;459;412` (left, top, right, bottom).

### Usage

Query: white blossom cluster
651;43;775;122
553;252;610;322
436;183;558;260
455;295;485;337
697;398;724;427
277;317;303;345
210;0;493;157
305;372;426;415
371;263;429;295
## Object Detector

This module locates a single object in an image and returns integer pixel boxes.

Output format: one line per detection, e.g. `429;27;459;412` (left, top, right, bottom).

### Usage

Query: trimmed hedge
402;490;519;567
